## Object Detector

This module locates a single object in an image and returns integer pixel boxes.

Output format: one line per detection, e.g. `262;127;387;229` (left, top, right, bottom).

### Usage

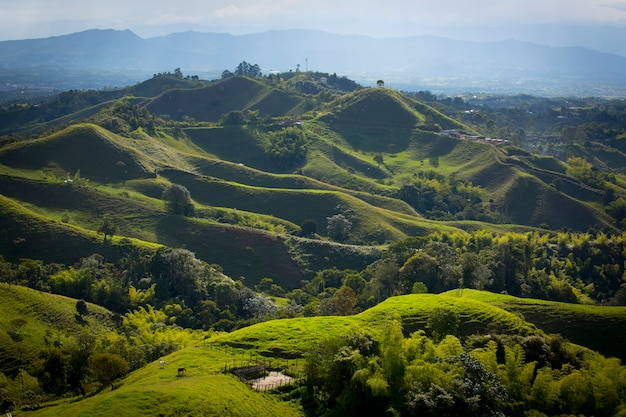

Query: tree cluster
398;171;494;222
264;126;309;169
0;300;203;410
0;247;277;331
162;183;195;216
90;99;161;136
281;229;626;319
221;61;262;79
303;320;626;416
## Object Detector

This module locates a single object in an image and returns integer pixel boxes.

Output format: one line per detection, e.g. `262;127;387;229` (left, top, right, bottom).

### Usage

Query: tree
220;110;245;126
231;61;262;78
90;352;128;389
97;214;116;242
607;198;626;225
264;127;308;169
39;349;68;395
399;251;438;293
427;308;459;341
162;184;194;216
300;219;318;237
326;213;352;241
75;299;88;317
319;286;359;316
566;156;602;187
68;332;95;396
150;248;208;305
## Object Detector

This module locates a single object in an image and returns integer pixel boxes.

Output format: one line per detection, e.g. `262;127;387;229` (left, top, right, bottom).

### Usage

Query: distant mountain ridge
1;28;626;95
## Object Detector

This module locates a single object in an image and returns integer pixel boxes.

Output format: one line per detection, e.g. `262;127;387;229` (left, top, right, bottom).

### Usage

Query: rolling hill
0;76;622;287
145;76;304;122
2;32;626;417
444;289;626;362
7;286;626;416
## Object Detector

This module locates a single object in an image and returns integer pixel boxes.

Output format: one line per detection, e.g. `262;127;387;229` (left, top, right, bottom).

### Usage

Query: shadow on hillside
333;124;414;153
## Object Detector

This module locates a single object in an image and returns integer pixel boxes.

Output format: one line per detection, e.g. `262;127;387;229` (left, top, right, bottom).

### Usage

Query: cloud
605;1;626;12
1;0;626;40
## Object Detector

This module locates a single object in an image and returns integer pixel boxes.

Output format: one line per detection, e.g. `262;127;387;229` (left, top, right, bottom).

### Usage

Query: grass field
19;346;303;417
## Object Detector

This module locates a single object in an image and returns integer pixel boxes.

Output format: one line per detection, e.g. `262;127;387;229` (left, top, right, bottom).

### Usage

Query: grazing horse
159;360;166;369
177;367;186;376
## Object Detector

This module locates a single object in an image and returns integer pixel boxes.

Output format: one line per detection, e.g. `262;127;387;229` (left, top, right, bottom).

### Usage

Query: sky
1;0;626;41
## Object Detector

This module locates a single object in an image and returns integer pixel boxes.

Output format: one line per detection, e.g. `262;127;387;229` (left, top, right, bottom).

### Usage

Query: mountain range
2;28;626;95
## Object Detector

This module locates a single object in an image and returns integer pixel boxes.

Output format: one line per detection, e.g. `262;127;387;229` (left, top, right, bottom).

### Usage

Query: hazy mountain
412;24;626;58
1;28;626;95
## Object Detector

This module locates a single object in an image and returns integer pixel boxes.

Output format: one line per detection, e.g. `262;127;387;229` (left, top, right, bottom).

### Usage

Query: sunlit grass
21;346;302;417
446;289;626;360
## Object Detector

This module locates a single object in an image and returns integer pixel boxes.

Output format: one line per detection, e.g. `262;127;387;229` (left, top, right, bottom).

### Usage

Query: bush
427;308;459;341
162;184;194;216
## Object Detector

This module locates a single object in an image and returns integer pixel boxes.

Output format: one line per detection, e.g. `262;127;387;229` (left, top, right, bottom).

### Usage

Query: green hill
145;76;303;122
0;291;542;417
18;346;303;417
0;176;381;288
0;124;152;182
3;73;626;417
445;289;626;361
0;77;620;286
0;283;120;377
4;285;626;416
212;292;539;358
127;74;206;98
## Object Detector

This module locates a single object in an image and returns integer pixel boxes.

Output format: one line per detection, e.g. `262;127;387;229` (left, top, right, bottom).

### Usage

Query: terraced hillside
0;74;621;287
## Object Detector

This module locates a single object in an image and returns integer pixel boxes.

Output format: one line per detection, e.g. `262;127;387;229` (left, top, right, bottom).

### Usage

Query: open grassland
445;289;626;361
185;125;270;169
19;347;303;417
501;174;614;231
145;76;304;123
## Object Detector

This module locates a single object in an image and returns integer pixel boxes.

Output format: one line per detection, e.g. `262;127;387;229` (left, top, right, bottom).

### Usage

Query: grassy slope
0;80;621;287
0;285;300;417
20;347;303;417
161;169;419;243
212;293;539;358
187;154;414;215
0;176;380;288
8;288;626;416
145;76;303;122
0;284;121;376
445;289;626;361
0;124;153;182
0;193;142;265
